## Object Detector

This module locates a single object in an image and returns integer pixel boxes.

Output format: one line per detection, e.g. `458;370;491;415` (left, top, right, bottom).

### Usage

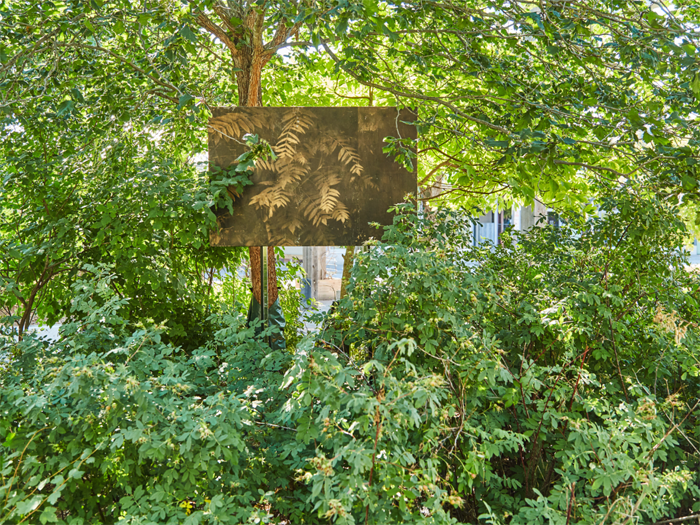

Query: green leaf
235;159;255;172
16;496;42;515
56;100;74;116
682;43;696;55
70;88;85;103
180;26;198;44
363;0;379;13
39;507;58;524
690;73;700;97
177;94;194;110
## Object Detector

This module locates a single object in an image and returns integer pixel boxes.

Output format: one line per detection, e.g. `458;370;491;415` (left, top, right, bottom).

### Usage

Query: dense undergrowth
1;189;699;524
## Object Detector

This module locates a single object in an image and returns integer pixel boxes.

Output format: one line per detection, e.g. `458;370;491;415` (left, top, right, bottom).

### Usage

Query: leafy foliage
0;266;307;525
2;191;700;524
3;0;699;216
1;269;257;524
2;1;700;523
317;1;700;213
0;106;240;346
286;195;700;523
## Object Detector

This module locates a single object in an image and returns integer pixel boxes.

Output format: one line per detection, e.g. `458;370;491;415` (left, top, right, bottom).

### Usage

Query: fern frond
275;133;299;159
286;218;303;234
256;158;278;172
250;187;291;215
209;113;242;145
350;164;363;176
209;111;267;145
331;202;350;223
275;109;315;159
249;189;273;209
320;187;341;213
307;170;341;187
303;194;334;226
281;108;314;133
276;163;308;190
270;189;291;212
330;137;364;184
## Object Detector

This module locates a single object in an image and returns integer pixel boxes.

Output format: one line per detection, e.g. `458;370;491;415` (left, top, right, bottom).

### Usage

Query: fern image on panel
211;108;367;244
208;106;416;246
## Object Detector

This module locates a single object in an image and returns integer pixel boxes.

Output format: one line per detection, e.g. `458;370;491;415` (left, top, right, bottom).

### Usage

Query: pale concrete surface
317;278;341;300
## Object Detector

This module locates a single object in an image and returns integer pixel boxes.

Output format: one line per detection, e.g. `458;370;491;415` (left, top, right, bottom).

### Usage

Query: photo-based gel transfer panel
208;106;417;247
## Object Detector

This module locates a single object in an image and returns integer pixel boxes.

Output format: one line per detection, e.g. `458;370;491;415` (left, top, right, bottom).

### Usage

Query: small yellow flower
179;500;193;515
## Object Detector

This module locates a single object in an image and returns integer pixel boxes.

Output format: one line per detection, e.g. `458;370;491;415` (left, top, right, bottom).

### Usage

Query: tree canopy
2;0;700;207
4;0;700;331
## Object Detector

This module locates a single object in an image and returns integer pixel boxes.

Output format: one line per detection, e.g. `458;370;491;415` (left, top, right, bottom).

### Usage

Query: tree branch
321;42;512;136
652;514;700;525
53;42;180;95
552;160;639;179
0;13;85;75
196;12;238;55
418;159;457;187
647;399;700;460
212;3;242;36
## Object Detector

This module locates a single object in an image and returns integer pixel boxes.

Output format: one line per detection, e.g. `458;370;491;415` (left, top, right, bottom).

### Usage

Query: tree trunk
235;50;278;307
340;245;355;299
248;246;278;306
196;7;304;308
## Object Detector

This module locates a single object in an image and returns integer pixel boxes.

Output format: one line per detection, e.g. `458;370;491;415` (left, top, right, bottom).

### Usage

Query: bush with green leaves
290;189;700;523
0;102;244;349
1;268;287;524
2;188;700;524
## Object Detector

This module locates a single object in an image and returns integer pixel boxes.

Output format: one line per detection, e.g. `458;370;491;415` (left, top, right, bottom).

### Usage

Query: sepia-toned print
208;106;417;246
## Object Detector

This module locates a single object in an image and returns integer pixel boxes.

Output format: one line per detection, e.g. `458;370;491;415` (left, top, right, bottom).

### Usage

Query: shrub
293;190;700;523
2;189;699;524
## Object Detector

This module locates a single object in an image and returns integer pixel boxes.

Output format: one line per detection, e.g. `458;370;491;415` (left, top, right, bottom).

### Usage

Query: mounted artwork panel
208;106;417;246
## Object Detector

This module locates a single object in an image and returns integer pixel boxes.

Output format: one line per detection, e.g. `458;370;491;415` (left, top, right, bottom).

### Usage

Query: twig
52;42;180;96
365;401;383;525
647;399;700;459
418;159;457;187
609;317;629;403
566;482;576;525
17;446;101;524
254;421;294;431
3;427;49;508
651;514;700;525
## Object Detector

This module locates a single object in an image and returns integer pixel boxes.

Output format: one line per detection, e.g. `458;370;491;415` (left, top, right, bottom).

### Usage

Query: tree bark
240;70;279;307
340;246;355;299
233;29;277;307
196;5;304;307
248;246;278;306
